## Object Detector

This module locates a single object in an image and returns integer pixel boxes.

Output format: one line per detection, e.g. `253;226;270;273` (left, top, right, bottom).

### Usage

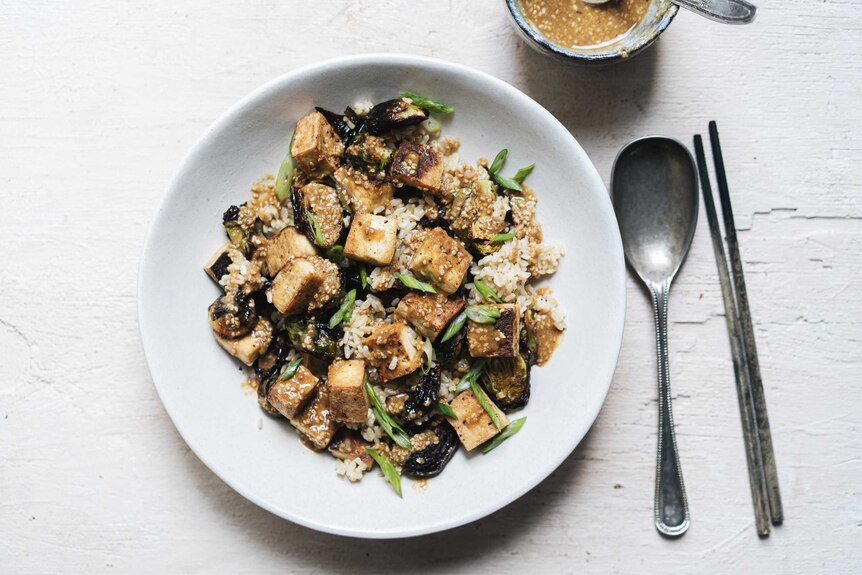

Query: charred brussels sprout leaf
315;106;366;146
284;317;341;360
365;99;429;135
481;354;530;412
208;291;258;339
403;422;459;478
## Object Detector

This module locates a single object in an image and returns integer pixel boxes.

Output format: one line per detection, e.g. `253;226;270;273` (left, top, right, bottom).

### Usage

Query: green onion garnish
329;289;356;328
422;338;434;374
398;91;454;114
365;447;403;498
482;417;526;453
365;381;412;450
455;358;488;393
325;244;344;264
512;163;535;184
359;264;368;289
434;403;457;418
279;357;303;381
307;212;325;246
470;379;503;431
440;310;467;343
395;272;437;294
491;232;515;243
275;131;295;202
492;173;523;192
474;280;502;303
465;304;501;324
489;149;507;175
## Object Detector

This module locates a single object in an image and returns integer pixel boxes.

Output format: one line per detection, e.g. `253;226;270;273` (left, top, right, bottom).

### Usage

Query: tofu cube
305;255;342;312
290;384;341;450
395;293;466;340
327;359;369;424
390;141;444;194
362;322;423;382
267;364;319;419
447;390;509;451
333;166;394;214
467;303;520;358
343;213;397;266
298;182;343;249
271;257;324;315
264;227;317;276
290;111;344;178
204;242;234;285
408;227;472;294
213;318;273;366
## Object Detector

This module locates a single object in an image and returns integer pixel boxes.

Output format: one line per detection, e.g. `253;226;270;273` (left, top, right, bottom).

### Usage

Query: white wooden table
2;1;860;572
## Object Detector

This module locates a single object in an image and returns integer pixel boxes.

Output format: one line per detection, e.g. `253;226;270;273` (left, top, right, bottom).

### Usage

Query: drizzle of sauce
521;0;650;48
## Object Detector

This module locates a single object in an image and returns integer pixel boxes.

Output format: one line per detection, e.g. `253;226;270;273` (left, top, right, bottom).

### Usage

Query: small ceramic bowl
505;0;678;64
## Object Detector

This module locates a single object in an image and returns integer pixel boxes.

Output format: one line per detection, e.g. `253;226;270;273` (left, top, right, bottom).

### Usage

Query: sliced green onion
325;244;344;264
512;163;535;184
440;310;467;343
422;116;441;134
365;382;412;450
279;357;303;381
465;305;501;324
275;131;295;202
307;212;325;246
492;173;523;192
422;338;434;374
359;264;368;289
365;447;403;498
434;403;457;418
482;417;526;453
491;232;515;243
395;272;437;294
398;91;454;114
489;149;507;175
455;358;488;393
474;280;502;303
471;379;503;431
329;289;357;328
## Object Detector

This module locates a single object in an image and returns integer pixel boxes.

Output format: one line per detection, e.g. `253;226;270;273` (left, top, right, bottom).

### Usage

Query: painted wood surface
1;1;860;572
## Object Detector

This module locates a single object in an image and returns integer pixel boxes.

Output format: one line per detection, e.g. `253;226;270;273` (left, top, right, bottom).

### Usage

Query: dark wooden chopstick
694;135;771;537
709;122;784;526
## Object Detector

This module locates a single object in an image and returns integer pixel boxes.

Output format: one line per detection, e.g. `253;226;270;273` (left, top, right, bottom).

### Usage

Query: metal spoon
582;0;757;25
611;136;699;537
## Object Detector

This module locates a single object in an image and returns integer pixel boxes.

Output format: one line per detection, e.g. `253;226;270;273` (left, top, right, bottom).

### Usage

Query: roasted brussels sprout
386;366;440;421
208;291;258;339
345;133;393;171
315;106;366;146
436;325;466;368
481;354;530;412
254;333;291;383
328;429;374;467
403;422;459;478
365;99;429;135
469;239;503;258
284;317;341;360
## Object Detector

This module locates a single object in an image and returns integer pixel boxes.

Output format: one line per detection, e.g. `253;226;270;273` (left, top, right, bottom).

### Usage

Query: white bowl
138;54;625;538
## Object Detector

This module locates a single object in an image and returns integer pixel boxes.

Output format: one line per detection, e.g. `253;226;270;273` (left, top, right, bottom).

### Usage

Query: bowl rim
505;0;679;63
138;53;626;538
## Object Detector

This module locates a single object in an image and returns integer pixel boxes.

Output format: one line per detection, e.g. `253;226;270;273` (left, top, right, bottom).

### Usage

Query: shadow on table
189;429;597;569
511;39;662;143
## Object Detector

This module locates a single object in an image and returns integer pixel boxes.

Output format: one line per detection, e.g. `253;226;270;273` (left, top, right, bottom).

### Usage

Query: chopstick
693;135;771;537
708;122;784;527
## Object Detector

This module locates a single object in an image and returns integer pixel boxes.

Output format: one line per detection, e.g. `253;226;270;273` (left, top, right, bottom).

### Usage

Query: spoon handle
651;281;690;537
672;0;757;25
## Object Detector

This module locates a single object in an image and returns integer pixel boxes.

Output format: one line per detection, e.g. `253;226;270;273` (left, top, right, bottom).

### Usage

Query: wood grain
1;1;860;572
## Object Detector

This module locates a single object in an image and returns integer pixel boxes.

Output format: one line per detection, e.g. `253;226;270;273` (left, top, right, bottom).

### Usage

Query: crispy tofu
204;242;233;285
327;359;369;424
390;141;444;194
306;255;342;312
298;182;343;249
362;322;423;382
270;257;324;315
264;227;317;276
447;390;509;451
290;111;344;178
333;166;394;214
343;213;397;266
267;364;319;419
467;303;520;358
290;384;341;450
395;293;465;340
213;318;273;366
408;227;472;295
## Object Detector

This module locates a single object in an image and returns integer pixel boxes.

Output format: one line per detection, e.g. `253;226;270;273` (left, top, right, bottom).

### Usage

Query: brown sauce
521;0;650;48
